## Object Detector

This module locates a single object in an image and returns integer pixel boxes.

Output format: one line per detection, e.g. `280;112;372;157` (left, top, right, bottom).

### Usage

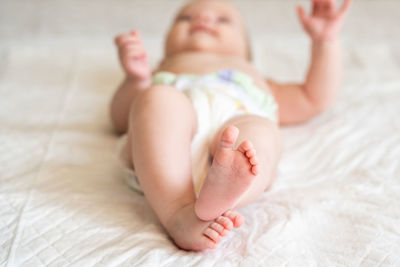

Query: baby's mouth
190;25;216;35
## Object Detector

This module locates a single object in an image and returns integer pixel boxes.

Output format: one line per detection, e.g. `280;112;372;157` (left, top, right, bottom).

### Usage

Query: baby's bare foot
165;204;243;251
194;126;258;221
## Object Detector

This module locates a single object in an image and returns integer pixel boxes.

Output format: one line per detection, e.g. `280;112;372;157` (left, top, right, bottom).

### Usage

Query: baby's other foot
165;204;244;251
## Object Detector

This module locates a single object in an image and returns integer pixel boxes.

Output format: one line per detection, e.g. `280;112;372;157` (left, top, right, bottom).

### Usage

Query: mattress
1;0;399;266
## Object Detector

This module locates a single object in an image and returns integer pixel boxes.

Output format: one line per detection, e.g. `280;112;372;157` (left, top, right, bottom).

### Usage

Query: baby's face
165;0;248;59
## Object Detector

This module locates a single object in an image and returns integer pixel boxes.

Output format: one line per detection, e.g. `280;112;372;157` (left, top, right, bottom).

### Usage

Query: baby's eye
218;17;231;24
177;15;192;22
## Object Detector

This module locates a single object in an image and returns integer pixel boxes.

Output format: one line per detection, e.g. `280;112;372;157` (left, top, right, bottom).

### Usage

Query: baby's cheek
224;34;247;57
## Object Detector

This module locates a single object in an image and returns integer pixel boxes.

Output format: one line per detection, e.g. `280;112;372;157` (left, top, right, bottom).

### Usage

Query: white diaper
116;69;278;196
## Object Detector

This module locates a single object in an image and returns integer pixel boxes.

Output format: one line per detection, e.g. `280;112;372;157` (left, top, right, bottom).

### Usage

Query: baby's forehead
179;0;242;17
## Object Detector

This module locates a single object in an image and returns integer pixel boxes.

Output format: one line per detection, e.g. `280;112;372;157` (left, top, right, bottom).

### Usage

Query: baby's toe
203;228;222;243
251;165;260;175
249;155;258;165
238;140;253;153
245;148;256;158
210;222;228;236
223;211;245;228
216;216;233;231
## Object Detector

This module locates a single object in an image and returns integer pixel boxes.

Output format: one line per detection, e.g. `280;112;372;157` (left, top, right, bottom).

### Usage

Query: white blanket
1;1;400;266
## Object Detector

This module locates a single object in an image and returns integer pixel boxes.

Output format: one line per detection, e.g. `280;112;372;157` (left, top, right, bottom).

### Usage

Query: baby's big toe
219;126;239;149
223;211;245;228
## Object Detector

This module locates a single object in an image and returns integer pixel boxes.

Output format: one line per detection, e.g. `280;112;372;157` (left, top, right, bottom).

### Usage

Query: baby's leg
195;115;281;221
128;85;243;250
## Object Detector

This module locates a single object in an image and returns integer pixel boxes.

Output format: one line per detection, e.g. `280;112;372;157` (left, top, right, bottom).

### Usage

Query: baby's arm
268;0;351;126
110;31;151;134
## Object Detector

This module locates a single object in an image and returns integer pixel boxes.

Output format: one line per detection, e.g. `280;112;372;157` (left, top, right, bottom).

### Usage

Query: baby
110;0;351;251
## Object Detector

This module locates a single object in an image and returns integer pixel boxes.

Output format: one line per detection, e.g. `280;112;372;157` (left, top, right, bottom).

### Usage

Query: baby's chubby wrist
311;38;340;48
310;33;340;43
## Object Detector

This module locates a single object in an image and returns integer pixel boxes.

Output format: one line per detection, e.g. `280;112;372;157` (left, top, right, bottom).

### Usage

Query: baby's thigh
129;84;198;128
126;84;198;163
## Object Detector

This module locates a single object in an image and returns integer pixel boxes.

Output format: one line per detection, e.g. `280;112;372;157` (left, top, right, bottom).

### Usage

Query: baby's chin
165;40;246;59
185;38;225;52
172;43;217;54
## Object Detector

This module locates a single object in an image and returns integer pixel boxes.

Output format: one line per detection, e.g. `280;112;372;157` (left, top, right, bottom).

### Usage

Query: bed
1;0;399;266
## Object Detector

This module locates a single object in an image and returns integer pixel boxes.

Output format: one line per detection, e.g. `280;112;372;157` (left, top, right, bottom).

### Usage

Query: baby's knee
135;85;187;106
129;85;194;119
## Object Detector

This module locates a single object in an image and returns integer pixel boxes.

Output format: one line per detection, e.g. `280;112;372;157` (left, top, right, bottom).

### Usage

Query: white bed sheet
1;1;400;266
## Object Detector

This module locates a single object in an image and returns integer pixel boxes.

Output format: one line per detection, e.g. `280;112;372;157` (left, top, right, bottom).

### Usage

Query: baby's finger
327;0;336;10
115;34;142;47
122;48;146;59
322;0;336;17
125;48;148;59
114;34;124;46
320;0;335;12
117;44;136;57
313;0;329;16
123;43;145;51
311;0;319;15
296;6;310;27
130;30;142;38
119;36;142;47
126;50;147;60
337;0;352;19
119;44;145;57
115;33;132;46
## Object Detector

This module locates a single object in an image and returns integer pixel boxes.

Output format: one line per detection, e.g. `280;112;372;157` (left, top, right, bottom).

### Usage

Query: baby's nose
194;12;215;24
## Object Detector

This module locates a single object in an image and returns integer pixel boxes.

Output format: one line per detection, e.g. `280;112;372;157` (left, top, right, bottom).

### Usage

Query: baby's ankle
162;200;196;227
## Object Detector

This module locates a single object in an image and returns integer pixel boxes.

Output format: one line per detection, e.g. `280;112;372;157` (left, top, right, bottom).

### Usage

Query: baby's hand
115;30;151;80
297;0;352;42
